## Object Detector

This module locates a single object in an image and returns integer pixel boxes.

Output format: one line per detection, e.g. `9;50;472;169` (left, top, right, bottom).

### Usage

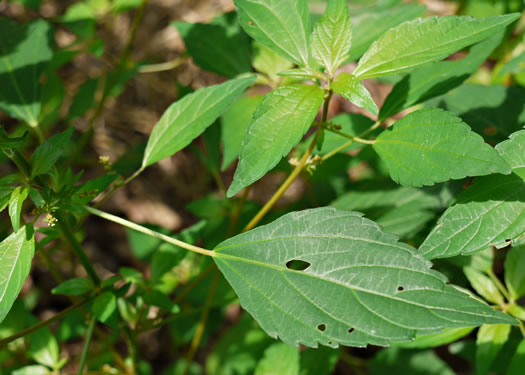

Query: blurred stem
173;264;216;305
519;321;525;338
138;56;188;73
182;270;220;375
84;206;215;257
487;268;511;301
228;186;251;236
78;316;96;375
322;120;382;161
324;127;376;144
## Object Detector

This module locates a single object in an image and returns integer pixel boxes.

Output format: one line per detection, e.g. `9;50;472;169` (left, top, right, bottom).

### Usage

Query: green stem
78;316;96;375
58;215;101;285
322;120;381;161
84;206;215;257
487;268;511;302
324;127;376;145
2;149;31;179
138;57;188;73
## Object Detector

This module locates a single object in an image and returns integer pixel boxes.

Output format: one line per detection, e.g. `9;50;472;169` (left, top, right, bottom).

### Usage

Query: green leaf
504;245;525;300
332;73;378;115
0;225;35;324
277;67;323;81
379;31;505;121
499;50;525;77
12;366;50;375
68;78;99;121
221;95;263;171
507;339;525;375
252;41;293;84
142;75;255;168
464;267;505;306
8;186;29;232
92;291;117;324
496;129;525;180
51;277;94;296
394;327;474;349
234;0;311;66
255;342;299;375
28;326;60;369
476;324;511;375
0;175;18;213
0;18;53;127
371;347;455;375
310;0;351;76
227;84;324;197
213;208;515;348
0;128;29;149
353;14;520;80
348;3;425;61
31;128;74;178
173;13;252;78
373;108;511;187
419;130;525;259
299;346;339;375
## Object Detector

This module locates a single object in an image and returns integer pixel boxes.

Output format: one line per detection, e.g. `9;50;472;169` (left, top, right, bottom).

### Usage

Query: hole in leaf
317;324;326;332
286;259;311;271
397;286;404;291
348;328;354;333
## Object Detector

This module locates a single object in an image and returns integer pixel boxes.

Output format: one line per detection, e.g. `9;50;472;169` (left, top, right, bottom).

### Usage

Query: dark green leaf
300;346;339;375
31;128;74;178
507;339;525;375
371;347;455;375
92;291;117;324
504;245;525;300
52;277;94;296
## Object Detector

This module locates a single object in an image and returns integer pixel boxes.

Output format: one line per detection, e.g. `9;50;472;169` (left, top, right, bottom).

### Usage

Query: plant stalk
78;316;97;375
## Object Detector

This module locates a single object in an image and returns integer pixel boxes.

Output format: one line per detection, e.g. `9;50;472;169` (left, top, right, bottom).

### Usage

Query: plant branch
487;268;511;302
324;127;376;144
84;206;215;257
322;120;382;161
138;57;188;73
78;316;96;375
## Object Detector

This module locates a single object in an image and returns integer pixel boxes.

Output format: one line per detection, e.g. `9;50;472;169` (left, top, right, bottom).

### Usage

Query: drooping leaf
373;108;511;187
419;129;525;259
332;73;378;114
255;342;299;375
310;0;351;76
227;84;324;197
0;225;35;324
8;186;29;232
213;208;515;348
221;95;263;171
234;0;311;66
0;18;53;127
353;14;520;79
142;75;255;168
476;324;511;375
31;127;74;178
173;12;252;78
379;31;505;121
504;245;525;300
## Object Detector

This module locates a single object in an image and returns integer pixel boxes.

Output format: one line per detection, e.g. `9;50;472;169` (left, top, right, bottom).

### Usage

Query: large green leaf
0;225;35;324
373;108;511;187
255;342;299;375
0;18;53;127
332;73;377;115
213;208;514;348
353;14;520;80
419;130;525;259
142;75;255;168
310;0;351;77
379;31;505;121
227;84;324;197
234;0;311;67
173;12;252;78
476;324;511;375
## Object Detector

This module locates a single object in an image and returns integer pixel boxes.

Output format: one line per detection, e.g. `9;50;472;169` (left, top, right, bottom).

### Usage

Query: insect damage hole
286;259;311;271
348;328;354;333
317;324;326;332
397;286;404;291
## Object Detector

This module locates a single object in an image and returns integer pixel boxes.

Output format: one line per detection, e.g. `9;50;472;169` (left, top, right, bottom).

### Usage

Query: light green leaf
394;327;474;349
464;267;505;306
353;14;520;80
496;129;525;180
221;95;263;171
373;108;511;187
419;130;525;259
0;225;35;324
227;84;324;197
213;208;515;348
12;366;50;375
379;31;505;121
0;18;53;127
504;245;525;300
142;75;255;168
92;291;116;323
51;277;94;296
499;50;525;77
0;175;18;213
277;67;323;81
234;0;311;66
507;339;525;375
255;342;299;375
8;186;29;232
476;324;511;375
28;326;60;369
371;347;455;375
310;0;351;76
252;41;293;84
31;128;74;178
332;73;378;115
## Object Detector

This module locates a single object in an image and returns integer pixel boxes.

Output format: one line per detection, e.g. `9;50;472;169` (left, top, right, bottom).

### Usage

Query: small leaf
310;0;351;76
227;84;324;197
213;208;515;348
0;18;53;127
464;267;505;306
31;127;74;178
353;14;520;79
504;245;525;300
373;108;511;187
142;75;255;168
332;73;378;115
255;342;299;375
496;129;525;180
12;366;50;375
92;291;117;324
476;324;511;375
371;347;455;375
51;277;94;296
278;67;323;81
0;225;35;324
0;128;29;149
8;186;29;232
234;0;311;66
394;327;474;349
28;326;60;369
